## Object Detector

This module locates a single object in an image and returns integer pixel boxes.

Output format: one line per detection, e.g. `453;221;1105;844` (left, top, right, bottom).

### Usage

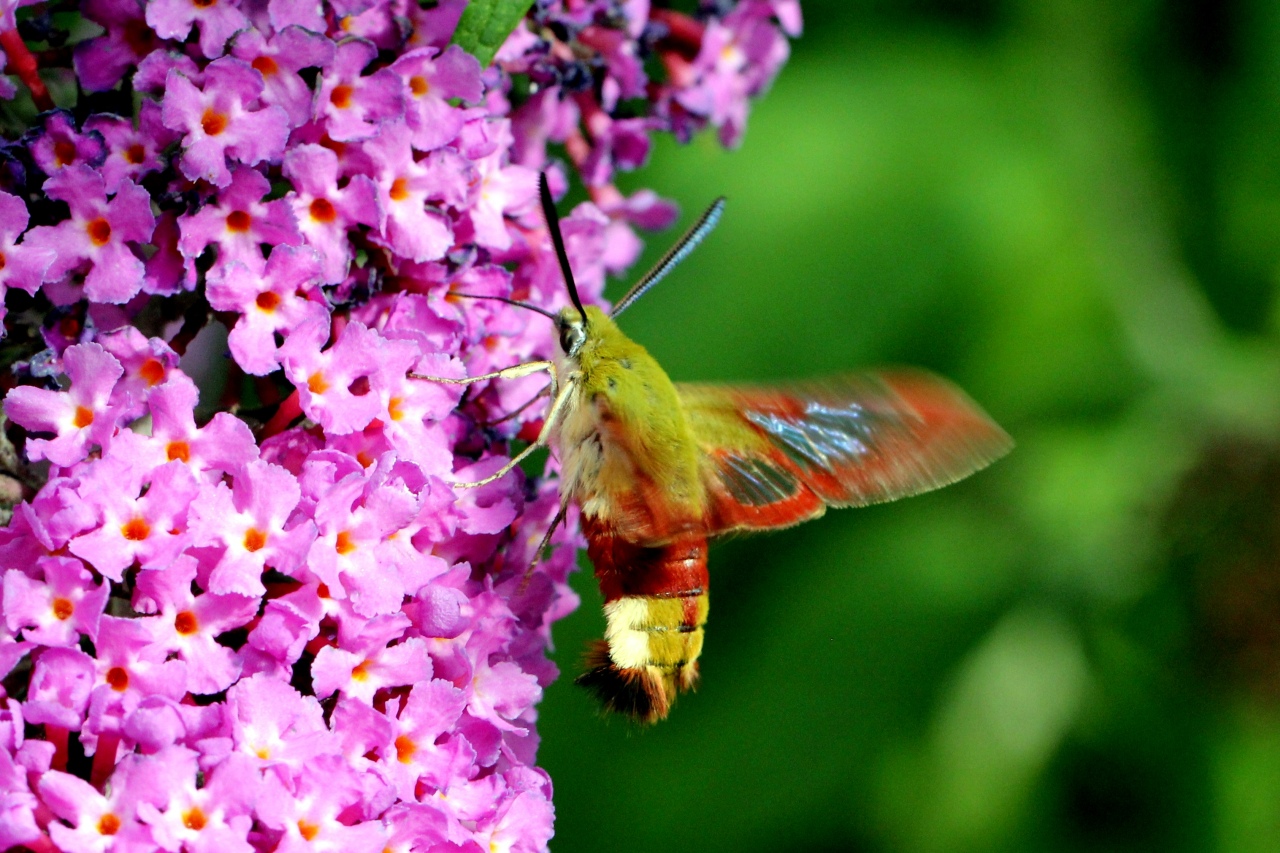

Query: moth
422;176;1012;723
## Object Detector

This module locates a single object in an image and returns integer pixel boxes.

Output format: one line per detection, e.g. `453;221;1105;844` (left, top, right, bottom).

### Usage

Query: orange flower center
97;814;121;836
106;666;129;691
121;517;151;541
125;143;146;165
409;76;429;97
395;734;416;763
307;372;329;394
183;807;207;831
225;210;251;232
54;140;77;166
87;218;112;246
256;291;281;312
201;109;229;136
52;598;74;621
73;406;95;428
335;530;356;555
329;84;354;109
243;528;267;552
251;55;278;77
167;441;191;462
139;357;166;385
309;197;336;223
175;611;198;635
298;820;320;841
389;177;409;201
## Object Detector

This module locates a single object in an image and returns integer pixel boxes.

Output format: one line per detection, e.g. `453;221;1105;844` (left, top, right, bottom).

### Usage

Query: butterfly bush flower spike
0;1;799;850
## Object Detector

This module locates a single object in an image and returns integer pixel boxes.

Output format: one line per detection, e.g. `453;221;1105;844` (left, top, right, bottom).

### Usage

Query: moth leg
410;360;555;385
518;499;570;592
482;382;552;427
451;375;573;489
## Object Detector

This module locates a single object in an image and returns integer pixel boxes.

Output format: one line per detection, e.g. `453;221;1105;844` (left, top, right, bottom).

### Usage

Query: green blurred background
536;1;1280;850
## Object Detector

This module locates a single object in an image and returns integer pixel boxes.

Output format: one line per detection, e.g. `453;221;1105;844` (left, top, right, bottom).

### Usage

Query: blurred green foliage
535;1;1280;850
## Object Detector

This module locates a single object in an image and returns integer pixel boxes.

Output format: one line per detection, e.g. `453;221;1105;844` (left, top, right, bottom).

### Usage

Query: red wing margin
677;371;1013;536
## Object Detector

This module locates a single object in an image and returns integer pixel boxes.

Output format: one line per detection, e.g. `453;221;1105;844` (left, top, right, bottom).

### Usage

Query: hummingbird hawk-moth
421;176;1012;723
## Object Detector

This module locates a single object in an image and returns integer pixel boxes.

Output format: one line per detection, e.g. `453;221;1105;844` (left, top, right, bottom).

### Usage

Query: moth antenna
451;291;558;322
610;196;726;319
538;173;588;324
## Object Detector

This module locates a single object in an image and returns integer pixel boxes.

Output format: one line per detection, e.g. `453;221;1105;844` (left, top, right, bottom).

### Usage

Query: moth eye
560;325;584;355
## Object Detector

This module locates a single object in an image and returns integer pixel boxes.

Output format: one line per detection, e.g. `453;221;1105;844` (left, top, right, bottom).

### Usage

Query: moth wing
678;371;1013;536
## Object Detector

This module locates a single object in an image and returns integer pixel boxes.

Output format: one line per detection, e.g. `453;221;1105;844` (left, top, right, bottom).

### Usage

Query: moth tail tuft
575;640;678;724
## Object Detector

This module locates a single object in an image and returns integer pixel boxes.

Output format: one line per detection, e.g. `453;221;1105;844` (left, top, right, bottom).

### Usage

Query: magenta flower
230;27;336;128
0;190;55;314
205;245;328;375
282;143;380;283
390;45;484;151
190;459;316;597
178;166;302;277
0;3;798;850
360;121;461;262
135;555;257;692
145;0;251;59
315;39;405;142
162;57;291;187
22;165;155;303
28;110;106;175
3;556;109;647
85;101;178;194
84;616;189;747
4;342;125;467
75;0;160;92
68;458;199;581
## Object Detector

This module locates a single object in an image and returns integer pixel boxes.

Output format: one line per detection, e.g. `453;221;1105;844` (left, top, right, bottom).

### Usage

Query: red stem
0;29;53;112
44;724;69;771
90;731;120;789
263;388;303;437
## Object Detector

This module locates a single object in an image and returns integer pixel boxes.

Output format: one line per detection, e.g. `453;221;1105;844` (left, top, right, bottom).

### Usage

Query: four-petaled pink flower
22;165;155;303
162;57;291;187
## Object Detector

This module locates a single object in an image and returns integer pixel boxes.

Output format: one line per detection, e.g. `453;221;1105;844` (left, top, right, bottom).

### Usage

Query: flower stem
0;30;53;112
90;731;120;789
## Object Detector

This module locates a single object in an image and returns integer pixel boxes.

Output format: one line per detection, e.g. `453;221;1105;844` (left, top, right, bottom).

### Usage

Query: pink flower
28;111;107;175
190;459;316;597
162;57;291;187
178;166;302;277
206;245;328;375
4;342;125;467
282;144;381;283
145;0;251;58
315;39;405;142
22;165;155;303
3;557;108;647
0;4;798;850
0;190;55;314
390;45;484;152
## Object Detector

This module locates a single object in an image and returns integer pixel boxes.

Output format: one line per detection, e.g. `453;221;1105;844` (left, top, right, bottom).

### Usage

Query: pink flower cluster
0;1;797;851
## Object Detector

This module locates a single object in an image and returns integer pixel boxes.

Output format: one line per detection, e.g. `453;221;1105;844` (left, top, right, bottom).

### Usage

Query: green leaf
449;0;535;68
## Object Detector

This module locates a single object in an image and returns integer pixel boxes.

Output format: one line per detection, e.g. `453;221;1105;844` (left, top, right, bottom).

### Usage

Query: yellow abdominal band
603;594;709;675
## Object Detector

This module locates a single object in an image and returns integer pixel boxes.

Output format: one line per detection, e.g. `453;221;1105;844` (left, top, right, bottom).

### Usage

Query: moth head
555;306;588;357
